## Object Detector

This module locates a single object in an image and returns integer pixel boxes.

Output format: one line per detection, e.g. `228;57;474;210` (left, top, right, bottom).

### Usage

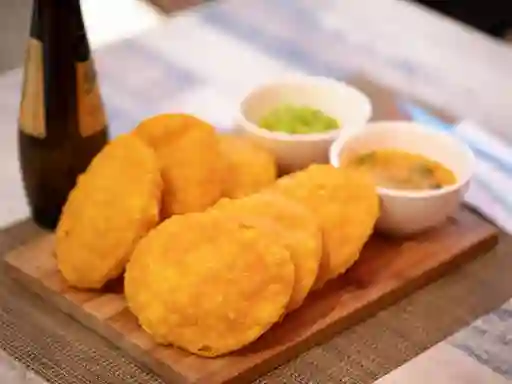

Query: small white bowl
329;121;475;236
235;75;372;174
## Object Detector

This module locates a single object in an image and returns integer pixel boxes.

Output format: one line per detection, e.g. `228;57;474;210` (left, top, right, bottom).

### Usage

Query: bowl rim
235;75;373;142
329;120;476;198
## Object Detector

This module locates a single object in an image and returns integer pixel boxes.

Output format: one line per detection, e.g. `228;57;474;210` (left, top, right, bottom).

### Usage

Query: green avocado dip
258;104;340;134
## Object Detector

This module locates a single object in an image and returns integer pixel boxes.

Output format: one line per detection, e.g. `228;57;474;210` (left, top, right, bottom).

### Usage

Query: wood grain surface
4;208;498;384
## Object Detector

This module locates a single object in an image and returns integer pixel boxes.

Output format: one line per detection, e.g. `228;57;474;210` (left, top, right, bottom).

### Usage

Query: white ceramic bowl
329;121;475;236
235;75;372;174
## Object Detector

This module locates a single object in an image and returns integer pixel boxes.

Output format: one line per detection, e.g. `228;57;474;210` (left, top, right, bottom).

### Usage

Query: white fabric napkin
456;121;512;233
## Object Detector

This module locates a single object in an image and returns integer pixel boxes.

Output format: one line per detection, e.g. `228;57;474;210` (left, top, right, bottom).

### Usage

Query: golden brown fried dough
55;134;162;289
270;164;379;289
133;114;224;217
125;211;294;357
211;193;322;311
218;134;277;198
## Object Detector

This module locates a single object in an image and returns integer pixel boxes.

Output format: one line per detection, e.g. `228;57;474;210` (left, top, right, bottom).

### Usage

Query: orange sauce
341;149;456;190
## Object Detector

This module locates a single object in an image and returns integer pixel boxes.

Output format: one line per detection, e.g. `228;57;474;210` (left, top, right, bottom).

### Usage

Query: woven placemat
1;218;511;384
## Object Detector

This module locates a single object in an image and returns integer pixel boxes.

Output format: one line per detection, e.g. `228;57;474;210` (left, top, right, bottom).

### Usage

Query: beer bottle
18;0;108;230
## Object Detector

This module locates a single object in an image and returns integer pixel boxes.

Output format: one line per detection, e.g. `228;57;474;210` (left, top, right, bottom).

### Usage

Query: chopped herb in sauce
342;149;456;191
412;163;434;178
353;152;376;165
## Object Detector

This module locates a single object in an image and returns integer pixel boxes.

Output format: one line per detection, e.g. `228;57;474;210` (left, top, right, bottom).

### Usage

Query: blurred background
0;0;510;74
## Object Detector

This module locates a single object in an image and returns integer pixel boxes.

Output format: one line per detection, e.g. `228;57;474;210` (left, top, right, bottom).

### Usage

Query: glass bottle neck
30;0;90;61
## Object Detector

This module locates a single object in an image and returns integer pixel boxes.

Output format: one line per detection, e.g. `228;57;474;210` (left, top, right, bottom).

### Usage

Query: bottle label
19;38;46;138
76;59;106;137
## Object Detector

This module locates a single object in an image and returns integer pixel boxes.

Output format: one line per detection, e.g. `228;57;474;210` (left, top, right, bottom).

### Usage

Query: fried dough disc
270;164;379;289
210;193;322;311
56;134;162;289
125;211;294;357
133;114;224;217
218;134;277;198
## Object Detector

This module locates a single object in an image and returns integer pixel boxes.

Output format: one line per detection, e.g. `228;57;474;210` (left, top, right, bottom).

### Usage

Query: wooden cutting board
5;208;498;384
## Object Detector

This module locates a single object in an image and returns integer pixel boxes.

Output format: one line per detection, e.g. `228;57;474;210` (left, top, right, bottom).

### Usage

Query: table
1;0;511;382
